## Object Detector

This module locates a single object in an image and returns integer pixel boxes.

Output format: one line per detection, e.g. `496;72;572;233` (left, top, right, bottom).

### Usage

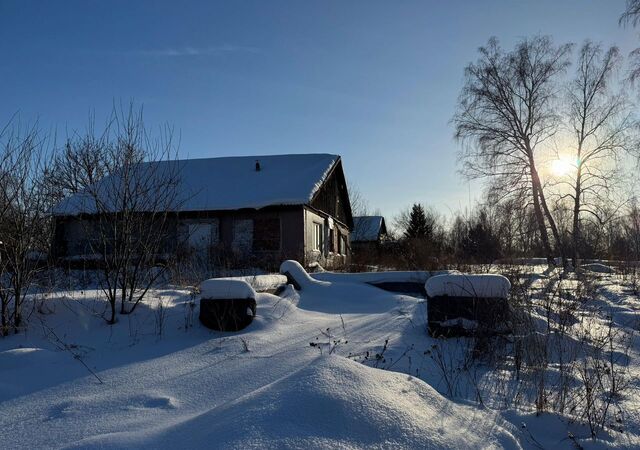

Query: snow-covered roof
352;216;386;242
53;153;340;216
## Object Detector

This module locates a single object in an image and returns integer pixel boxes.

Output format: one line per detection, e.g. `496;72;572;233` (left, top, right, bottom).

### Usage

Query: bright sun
551;157;576;176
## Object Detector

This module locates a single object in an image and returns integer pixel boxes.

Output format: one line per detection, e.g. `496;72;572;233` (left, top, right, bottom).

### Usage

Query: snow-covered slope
0;278;521;449
69;356;519;449
2;265;639;449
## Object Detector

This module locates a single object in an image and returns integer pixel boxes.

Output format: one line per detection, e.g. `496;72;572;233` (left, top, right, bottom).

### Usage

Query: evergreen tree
404;204;430;239
461;211;501;262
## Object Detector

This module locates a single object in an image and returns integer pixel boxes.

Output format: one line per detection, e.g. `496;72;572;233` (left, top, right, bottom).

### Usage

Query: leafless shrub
56;104;183;324
183;288;197;330
425;339;473;398
412;262;632;441
0;118;55;336
153;295;168;337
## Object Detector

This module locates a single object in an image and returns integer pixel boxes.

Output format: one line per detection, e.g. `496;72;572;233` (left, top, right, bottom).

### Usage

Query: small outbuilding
199;278;257;331
425;274;511;337
351;216;388;258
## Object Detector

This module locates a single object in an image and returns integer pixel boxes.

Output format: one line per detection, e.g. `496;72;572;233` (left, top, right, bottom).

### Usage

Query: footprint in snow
124;394;178;411
46;400;77;421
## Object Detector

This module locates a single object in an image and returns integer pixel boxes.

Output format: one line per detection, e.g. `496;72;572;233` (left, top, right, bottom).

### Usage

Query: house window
339;234;348;255
233;219;253;254
253;218;281;252
329;228;335;253
187;221;219;250
313;222;324;252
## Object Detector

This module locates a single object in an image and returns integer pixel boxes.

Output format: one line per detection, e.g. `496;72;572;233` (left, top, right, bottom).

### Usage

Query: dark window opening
313;222;323;252
329;228;335;252
253;218;281;252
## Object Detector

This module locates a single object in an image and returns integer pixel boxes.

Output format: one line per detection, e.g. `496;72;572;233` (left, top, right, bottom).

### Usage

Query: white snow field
0;264;639;449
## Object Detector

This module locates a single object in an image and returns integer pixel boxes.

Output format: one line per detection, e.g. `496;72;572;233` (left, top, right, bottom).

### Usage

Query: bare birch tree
453;36;572;265
620;0;640;83
558;42;636;267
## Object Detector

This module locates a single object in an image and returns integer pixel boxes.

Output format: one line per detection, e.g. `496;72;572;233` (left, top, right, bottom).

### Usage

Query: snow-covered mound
280;260;399;313
581;263;615;274
68;356;521;450
199;278;256;299
0;347;89;402
231;274;287;291
198;274;287;293
280;259;325;288
311;269;458;284
426;274;511;299
1;347;58;370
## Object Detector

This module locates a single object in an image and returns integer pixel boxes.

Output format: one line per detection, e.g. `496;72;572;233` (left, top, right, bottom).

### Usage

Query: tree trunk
530;159;565;267
13;286;21;330
537;182;566;266
572;168;582;269
108;299;117;324
528;159;555;265
120;283;127;314
1;299;8;336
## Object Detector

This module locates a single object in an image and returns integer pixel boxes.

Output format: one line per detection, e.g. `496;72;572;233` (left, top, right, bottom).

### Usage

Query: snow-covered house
52;153;353;269
351;216;388;256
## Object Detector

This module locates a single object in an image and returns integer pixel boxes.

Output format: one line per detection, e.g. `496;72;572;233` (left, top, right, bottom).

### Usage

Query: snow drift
279;260;400;313
65;356;521;450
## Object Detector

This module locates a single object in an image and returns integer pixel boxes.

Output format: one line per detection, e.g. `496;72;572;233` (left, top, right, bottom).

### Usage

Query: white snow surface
312;269;458;284
2;264;639;449
280;260;405;313
53;153;339;215
0;278;522;449
199;278;257;299
66;356;519;450
582;263;615;274
199;274;286;294
426;274;511;299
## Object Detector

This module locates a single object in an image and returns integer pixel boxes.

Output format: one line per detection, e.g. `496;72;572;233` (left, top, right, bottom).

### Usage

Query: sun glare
551;157;576;177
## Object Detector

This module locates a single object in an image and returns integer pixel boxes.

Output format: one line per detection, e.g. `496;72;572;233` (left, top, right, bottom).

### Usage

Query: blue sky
0;1;635;221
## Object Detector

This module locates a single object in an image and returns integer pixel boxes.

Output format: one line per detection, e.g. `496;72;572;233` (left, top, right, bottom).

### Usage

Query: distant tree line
388;197;640;269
